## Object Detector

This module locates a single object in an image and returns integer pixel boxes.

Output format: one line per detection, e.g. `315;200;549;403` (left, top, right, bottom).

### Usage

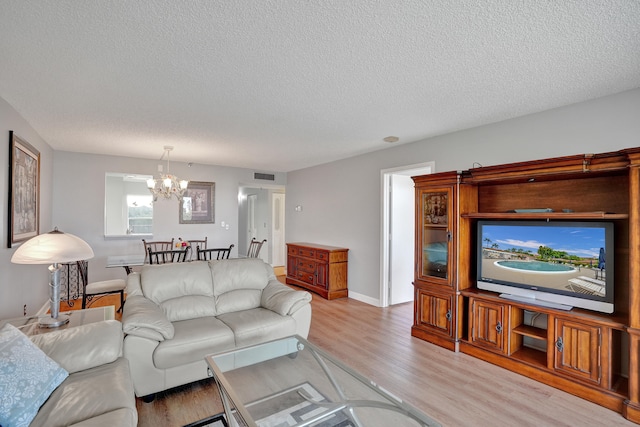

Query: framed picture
8;131;40;247
179;181;215;224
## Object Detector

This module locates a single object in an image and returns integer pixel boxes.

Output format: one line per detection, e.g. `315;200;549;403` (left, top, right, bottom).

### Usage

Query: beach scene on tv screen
480;225;607;297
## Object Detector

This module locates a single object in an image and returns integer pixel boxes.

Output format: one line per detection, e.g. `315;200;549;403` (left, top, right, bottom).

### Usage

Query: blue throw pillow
0;323;69;427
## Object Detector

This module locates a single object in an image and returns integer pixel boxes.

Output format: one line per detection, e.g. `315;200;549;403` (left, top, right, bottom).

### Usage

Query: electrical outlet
23;304;26;316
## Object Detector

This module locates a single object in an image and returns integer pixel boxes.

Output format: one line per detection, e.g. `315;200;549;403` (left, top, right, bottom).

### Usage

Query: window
127;195;153;234
105;173;153;236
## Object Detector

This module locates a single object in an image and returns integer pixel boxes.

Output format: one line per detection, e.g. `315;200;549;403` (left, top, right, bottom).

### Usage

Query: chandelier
146;146;189;202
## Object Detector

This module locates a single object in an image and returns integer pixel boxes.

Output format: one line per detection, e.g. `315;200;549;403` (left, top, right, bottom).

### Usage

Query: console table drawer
315;250;329;261
298;248;316;258
297;259;316;272
296;271;315;284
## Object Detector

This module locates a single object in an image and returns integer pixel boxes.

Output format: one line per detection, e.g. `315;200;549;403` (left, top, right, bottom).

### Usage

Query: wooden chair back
185;237;207;260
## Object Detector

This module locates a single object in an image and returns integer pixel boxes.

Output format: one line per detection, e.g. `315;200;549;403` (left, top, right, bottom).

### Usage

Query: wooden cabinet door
287;254;298;278
470;298;506;353
415;184;456;287
415;288;453;337
553;318;601;385
316;261;328;290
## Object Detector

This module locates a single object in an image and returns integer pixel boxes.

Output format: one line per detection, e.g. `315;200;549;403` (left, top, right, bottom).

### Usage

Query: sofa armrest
30;320;123;374
126;272;144;297
121;295;174;341
261;280;312;316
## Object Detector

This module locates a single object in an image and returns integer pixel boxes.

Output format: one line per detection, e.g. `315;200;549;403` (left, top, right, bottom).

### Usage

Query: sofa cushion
0;324;69;427
211;258;271;315
31;320;124;373
216;289;263;316
217;308;298;347
29;357;136;427
140;261;216;321
68;408;137;426
153;317;235;369
162;294;218;322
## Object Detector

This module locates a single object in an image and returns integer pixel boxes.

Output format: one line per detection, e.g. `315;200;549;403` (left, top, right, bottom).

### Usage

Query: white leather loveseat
121;258;312;399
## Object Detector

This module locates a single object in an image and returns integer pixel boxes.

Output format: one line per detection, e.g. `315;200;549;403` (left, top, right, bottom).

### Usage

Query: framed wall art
179;181;215;224
8;131;40;247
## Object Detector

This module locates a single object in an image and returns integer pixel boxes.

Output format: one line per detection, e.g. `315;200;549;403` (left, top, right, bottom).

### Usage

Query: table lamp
11;227;95;328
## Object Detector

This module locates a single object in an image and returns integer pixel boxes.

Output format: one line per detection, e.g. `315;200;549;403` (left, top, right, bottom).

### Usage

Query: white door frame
380;162;435;307
271;192;286;266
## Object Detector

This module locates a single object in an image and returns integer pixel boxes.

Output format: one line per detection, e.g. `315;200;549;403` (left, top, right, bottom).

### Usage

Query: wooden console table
285;243;348;300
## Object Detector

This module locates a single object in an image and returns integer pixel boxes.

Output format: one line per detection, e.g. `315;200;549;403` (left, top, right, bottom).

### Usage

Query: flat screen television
476;220;614;314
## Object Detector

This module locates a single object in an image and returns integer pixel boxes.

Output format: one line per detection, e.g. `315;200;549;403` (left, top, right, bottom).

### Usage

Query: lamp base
38;313;70;328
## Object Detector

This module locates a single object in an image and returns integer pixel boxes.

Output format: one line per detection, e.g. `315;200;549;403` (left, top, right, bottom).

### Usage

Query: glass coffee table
0;306;115;337
205;335;440;427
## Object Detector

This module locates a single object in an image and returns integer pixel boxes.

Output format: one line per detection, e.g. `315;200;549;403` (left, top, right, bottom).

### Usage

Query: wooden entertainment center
411;147;640;423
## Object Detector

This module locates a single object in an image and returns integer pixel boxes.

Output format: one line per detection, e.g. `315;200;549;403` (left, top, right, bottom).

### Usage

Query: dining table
106;254;145;274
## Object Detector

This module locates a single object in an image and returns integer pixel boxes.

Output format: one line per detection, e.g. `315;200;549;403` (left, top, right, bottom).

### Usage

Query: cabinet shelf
424;223;448;228
511;346;547;367
462;211;628;220
513;324;547;340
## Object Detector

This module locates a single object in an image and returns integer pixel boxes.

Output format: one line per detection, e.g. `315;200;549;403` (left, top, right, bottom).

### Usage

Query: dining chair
147;246;190;264
186;237;207;260
196;244;234;261
142;239;175;263
247;238;267;258
77;260;126;312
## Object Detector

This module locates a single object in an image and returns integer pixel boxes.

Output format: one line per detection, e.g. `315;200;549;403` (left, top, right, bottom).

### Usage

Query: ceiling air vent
254;172;275;181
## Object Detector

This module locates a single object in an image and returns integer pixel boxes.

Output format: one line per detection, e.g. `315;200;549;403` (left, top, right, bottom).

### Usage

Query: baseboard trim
347;291;381;307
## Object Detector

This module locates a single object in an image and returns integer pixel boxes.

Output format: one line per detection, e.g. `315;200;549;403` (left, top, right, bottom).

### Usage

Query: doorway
380;162;434;307
237;185;286;265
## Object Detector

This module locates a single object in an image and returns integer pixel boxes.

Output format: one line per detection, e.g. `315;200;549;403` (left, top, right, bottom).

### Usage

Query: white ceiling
1;1;639;172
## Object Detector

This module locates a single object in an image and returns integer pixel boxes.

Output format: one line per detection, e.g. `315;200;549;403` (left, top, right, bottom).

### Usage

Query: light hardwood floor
74;289;636;426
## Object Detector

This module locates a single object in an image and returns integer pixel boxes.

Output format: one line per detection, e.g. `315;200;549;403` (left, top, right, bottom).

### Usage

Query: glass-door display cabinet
421;190;450;280
412;171;467;351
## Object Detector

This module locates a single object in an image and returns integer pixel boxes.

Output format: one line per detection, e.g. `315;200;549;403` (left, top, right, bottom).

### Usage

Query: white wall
0;97;54;318
52;152;285;283
286;88;640;304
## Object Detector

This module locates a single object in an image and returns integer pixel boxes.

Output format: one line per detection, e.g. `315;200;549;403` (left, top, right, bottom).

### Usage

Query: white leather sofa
30;320;137;426
121;258;312;398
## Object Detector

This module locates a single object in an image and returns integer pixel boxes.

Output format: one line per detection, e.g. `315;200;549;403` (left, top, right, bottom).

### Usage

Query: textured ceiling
1;1;639;172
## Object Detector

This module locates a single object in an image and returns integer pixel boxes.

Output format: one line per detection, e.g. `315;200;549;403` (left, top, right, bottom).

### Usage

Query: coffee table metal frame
205;335;440;427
